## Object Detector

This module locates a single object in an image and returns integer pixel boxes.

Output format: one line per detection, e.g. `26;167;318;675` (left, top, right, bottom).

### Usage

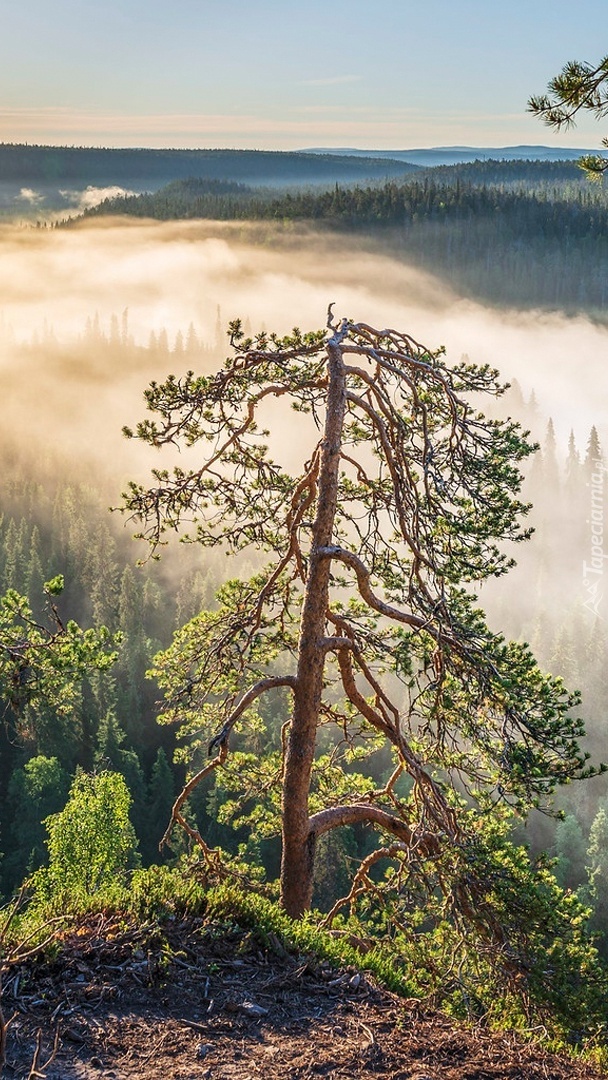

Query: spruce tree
143;747;175;864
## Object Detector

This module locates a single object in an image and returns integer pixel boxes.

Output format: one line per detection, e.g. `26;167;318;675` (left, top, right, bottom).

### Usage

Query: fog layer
1;218;606;481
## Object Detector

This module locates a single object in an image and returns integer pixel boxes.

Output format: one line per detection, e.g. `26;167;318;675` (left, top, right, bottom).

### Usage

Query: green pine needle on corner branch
528;53;608;179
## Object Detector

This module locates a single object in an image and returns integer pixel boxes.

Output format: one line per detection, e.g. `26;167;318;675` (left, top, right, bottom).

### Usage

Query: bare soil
1;914;604;1079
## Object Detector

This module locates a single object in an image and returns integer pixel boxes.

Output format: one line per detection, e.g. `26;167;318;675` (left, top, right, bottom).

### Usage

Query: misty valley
2;147;608;1069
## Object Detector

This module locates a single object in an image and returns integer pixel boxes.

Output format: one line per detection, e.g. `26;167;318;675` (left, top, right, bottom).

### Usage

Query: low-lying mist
1;217;605;464
1;216;605;597
1;215;606;833
2;215;604;600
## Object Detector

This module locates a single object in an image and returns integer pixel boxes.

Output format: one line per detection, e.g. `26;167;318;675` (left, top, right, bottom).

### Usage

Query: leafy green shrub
32;770;139;907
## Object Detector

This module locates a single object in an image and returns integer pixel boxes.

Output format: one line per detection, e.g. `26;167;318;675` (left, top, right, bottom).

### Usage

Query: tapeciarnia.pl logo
582;459;606;618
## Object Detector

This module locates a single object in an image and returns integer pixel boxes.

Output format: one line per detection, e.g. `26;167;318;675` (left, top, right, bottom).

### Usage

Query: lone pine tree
123;309;595;923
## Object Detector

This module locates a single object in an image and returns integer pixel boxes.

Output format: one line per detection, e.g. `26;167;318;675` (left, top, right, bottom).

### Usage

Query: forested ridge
83;161;608;223
0;143;419;186
79;162;608;315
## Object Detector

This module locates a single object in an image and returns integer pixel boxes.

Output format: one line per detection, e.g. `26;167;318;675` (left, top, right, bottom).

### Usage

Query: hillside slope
4;914;604;1079
0;144;419;188
303;144;596;166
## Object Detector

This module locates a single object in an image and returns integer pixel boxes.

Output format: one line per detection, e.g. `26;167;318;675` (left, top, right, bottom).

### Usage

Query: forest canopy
77;163;608;318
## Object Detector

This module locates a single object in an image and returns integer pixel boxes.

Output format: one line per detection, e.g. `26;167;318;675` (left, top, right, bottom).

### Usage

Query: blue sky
2;0;607;149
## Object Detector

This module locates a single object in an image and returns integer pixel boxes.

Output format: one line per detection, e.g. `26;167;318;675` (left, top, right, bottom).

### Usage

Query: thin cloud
0;105;457;145
300;75;363;87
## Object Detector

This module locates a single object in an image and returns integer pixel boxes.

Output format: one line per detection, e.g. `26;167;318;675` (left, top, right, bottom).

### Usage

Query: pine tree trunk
280;340;346;917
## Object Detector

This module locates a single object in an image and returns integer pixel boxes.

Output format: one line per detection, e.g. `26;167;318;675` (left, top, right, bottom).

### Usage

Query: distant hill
81;166;608;317
303;145;596;167
82;160;602;228
0;144;419;189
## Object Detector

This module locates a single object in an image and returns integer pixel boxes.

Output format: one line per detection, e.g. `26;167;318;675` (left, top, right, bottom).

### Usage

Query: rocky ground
1;914;604;1079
